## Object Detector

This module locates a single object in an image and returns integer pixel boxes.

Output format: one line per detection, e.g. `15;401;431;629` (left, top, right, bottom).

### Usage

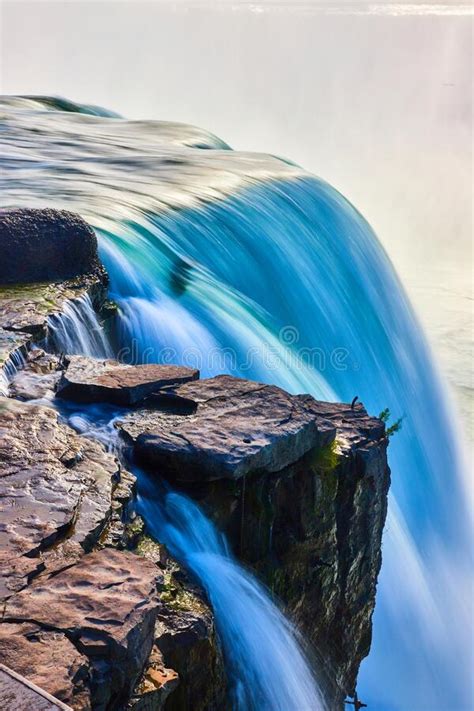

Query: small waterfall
46;293;112;359
138;482;325;711
0;348;26;396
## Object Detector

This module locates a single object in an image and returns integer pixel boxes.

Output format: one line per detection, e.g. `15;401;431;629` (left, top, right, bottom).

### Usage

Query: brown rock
128;647;179;710
0;399;125;598
119;375;335;482
0;277;107;339
0;624;90;710
8;349;62;401
179;399;389;707
2;549;163;709
56;355;199;406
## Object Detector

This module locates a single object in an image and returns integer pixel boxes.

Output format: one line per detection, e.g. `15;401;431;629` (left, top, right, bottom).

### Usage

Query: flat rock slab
119;375;336;482
0;639;82;710
0;208;101;285
1;549;163;709
56;355;199;406
0;398;123;599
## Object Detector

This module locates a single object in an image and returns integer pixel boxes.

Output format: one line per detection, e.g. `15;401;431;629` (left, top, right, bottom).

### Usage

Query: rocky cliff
0;209;390;710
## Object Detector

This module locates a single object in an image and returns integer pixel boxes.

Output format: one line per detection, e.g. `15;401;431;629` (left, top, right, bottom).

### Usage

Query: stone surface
128;647;179;710
2;549;162;710
56;355;199;406
0;272;108;396
183;400;389;708
8;349;62;401
131;539;227;711
0;276;107;338
0;208;101;285
0;630;87;710
0;398;130;599
120;375;336;482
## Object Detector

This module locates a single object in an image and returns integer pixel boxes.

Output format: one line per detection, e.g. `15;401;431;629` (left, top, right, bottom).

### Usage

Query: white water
0;348;26;397
46;294;112;359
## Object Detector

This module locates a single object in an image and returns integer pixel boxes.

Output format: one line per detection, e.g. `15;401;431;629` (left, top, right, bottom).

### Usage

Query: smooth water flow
137;477;324;711
1;96;471;710
0;348;26;397
46;294;112;359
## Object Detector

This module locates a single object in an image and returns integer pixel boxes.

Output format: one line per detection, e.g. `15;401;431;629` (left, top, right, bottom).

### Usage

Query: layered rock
0;209;109;393
120;375;335;481
0;398;133;598
0;398;226;711
2;549;162;709
56;356;199;406
0;210;229;711
0;208;390;710
0;656;78;711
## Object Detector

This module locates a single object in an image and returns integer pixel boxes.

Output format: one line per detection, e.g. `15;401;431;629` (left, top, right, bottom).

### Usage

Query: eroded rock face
180;401;390;708
118;375;389;708
130;540;226;711
0;398;130;599
56;356;199;406
120;375;335;482
2;549;163;710
0;208;102;285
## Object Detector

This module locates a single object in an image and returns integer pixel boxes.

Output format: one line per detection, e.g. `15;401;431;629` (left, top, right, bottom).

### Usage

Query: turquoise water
0;96;471;710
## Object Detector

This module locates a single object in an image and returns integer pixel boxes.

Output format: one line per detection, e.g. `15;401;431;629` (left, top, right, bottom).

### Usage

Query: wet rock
0;623;90;710
0;276;107;338
120;375;335;482
155;605;225;711
8;349;62;401
56;355;199;406
0;208;102;285
182;400;389;707
2;549;163;710
128;647;179;710
132;538;227;711
0;399;131;599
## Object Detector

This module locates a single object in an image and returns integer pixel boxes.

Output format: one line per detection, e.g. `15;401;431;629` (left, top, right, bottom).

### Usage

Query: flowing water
0;96;471;710
50;402;325;711
46;293;113;358
137;479;324;711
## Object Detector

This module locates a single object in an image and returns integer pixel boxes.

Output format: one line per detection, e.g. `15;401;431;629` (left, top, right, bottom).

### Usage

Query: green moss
310;439;340;475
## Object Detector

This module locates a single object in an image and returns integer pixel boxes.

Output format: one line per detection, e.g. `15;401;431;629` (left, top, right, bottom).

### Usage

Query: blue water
0;96;471;710
136;474;325;711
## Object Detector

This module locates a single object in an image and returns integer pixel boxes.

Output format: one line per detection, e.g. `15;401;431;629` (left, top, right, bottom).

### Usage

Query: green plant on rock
378;407;404;437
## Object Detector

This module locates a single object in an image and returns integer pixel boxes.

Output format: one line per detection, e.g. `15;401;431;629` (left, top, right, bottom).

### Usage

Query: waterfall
59;405;325;711
0;348;26;397
138;479;325;711
0;96;471;710
46;293;112;359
